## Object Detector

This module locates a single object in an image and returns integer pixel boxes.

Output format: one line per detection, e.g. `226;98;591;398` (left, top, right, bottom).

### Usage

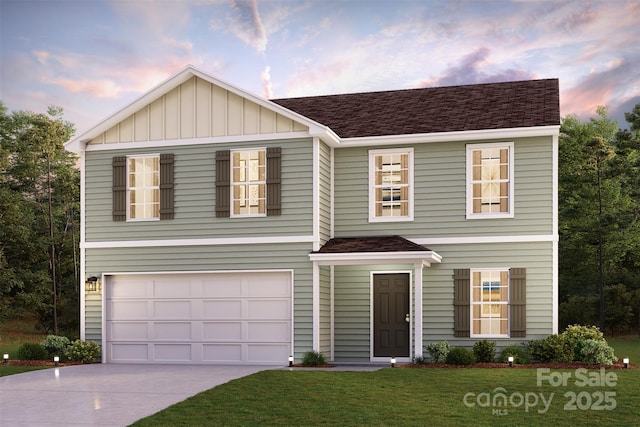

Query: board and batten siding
84;138;314;242
333;136;554;237
331;242;553;361
84;242;314;358
90;76;308;145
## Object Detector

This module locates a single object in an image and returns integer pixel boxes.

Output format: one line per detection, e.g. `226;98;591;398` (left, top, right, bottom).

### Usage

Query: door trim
370;271;412;362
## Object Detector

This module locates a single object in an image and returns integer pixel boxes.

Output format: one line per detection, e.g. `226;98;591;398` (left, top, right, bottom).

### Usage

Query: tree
0;101;79;334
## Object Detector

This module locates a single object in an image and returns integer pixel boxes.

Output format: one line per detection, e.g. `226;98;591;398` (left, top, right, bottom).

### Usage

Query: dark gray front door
373;273;410;357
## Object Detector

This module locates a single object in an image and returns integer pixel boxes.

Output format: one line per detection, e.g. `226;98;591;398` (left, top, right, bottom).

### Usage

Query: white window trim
368;147;414;222
470;268;510;338
230;147;267;218
126;154;160;222
466;142;514;219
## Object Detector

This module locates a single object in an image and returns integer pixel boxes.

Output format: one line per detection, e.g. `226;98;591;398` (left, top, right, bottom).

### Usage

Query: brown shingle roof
314;236;430;253
273;79;559;138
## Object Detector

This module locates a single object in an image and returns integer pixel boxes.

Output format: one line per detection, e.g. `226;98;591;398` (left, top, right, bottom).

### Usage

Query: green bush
426;341;450;363
578;339;617;365
40;335;71;359
472;340;496;362
301;350;326;366
561;325;605;361
528;334;573;363
65;340;101;363
446;347;476;365
498;345;531;364
412;355;428;365
16;343;48;360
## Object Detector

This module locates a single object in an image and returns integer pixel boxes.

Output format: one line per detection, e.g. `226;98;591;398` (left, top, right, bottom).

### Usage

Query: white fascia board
413;234;556;245
336;125;560;148
66;65;338;153
309;251;442;266
84;132;312;152
83;235;315;249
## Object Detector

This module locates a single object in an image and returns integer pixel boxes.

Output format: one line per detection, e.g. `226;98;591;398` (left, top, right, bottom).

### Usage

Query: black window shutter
215;150;230;218
266;147;281;216
510;268;527;338
159;154;174;220
453;269;471;338
112;156;127;221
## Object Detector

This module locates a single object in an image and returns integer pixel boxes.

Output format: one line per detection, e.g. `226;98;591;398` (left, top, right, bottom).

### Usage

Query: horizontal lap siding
319;265;331;356
84;243;313;359
85;138;313;242
422;241;553;349
319;142;332;244
333;137;553;237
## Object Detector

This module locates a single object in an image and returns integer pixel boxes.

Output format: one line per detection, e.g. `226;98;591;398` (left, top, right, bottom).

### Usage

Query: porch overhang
309;251;442;266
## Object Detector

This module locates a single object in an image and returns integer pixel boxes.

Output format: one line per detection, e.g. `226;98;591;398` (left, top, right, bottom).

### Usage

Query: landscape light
390;356;396;368
54;356;59;367
508;356;514;368
288;355;294;367
623;357;629;369
3;354;8;364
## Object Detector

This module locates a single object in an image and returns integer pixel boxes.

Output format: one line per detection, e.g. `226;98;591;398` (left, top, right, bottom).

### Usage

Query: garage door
105;272;292;365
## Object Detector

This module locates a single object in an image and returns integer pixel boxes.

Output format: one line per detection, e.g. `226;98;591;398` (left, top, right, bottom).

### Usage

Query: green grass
132;368;640;427
0;316;46;358
0;365;50;377
608;335;640;363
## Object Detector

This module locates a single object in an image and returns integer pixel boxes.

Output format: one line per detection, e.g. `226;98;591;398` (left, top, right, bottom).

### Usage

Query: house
66;65;560;365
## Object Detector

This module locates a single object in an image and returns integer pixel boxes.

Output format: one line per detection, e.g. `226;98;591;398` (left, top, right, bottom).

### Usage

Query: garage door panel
106;272;291;365
203;300;242;318
109;301;149;320
153;322;192;340
203;322;243;340
153;300;191;318
111;343;149;361
110;322;148;340
248;322;290;342
203;344;243;362
247;299;290;319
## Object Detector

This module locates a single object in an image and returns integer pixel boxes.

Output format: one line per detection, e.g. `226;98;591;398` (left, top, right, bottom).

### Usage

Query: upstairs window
232;149;266;216
466;142;514;219
369;148;413;222
127;155;160;220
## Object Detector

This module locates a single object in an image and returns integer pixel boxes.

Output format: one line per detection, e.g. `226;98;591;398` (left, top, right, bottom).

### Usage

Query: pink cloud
47;78;124;99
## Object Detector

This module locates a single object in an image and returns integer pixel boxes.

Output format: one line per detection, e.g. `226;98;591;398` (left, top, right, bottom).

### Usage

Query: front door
373;273;410;357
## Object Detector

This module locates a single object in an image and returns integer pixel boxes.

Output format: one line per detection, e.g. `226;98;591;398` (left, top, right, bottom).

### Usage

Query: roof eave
309;250;443;266
336;125;560;147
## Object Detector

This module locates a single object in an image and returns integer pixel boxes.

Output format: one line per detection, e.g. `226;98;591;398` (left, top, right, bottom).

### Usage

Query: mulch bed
2;360;83;367
400;360;636;369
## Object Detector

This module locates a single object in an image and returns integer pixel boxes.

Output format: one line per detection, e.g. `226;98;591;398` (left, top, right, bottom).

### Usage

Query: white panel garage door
105;272;292;365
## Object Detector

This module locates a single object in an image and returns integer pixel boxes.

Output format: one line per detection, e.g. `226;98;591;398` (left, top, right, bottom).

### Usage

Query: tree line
1;99;639;336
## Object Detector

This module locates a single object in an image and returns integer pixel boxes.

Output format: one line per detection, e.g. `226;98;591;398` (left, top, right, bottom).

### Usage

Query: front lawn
0;365;50;377
132;368;640;426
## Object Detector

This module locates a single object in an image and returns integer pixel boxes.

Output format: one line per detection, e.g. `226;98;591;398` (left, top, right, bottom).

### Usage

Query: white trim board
82;235;315;249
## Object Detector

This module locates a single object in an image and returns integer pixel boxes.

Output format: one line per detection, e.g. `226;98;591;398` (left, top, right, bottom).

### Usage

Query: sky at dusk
1;0;639;137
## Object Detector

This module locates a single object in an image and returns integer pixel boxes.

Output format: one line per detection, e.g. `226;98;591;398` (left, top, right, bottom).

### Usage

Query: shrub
413;355;428;365
17;343;48;360
472;340;496;363
498;345;531;364
301;350;326;366
561;325;605;361
578;339;617;365
446;347;476;365
426;341;450;363
65;340;101;363
528;334;572;363
40;335;71;359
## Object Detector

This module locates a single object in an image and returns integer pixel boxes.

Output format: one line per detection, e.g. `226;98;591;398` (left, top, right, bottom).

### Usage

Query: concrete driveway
0;363;270;426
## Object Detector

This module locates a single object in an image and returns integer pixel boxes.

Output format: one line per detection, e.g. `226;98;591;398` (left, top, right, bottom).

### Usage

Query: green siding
333;136;554;237
85;138;314;242
319;265;331;355
84;242;314;359
331;241;553;361
318;141;332;244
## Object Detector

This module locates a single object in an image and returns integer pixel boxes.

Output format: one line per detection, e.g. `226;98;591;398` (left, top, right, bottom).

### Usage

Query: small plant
472;340;496;363
17;343;48;360
498;345;530;364
578;339;617;365
413;355;428;365
445;347;476;365
65;340;101;363
301;350;326;366
426;341;450;363
40;335;71;359
528;334;572;363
